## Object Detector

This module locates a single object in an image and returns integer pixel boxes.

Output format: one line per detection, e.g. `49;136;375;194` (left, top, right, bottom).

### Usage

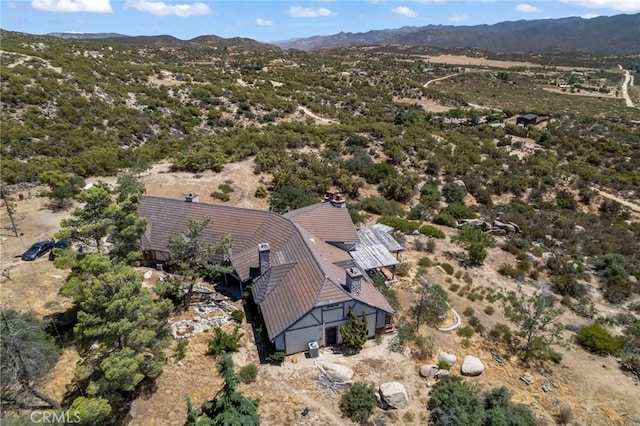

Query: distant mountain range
45;32;280;52
44;13;639;55
274;13;640;54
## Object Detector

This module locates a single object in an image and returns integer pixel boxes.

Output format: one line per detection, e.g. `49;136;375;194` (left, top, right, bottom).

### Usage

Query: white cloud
449;14;469;23
256;18;272;26
516;3;541;13
392;6;417;18
125;1;210;17
288;7;336;18
580;12;601;18
31;0;112;13
560;0;640;12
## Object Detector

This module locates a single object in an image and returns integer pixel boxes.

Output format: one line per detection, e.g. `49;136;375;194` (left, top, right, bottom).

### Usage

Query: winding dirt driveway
423;73;460;88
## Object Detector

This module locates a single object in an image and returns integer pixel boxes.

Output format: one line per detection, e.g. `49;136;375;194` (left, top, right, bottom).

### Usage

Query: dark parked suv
48;240;69;261
21;240;54;261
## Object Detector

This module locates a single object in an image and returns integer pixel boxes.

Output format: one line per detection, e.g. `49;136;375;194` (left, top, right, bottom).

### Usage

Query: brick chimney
185;192;199;202
345;267;363;296
258;243;270;274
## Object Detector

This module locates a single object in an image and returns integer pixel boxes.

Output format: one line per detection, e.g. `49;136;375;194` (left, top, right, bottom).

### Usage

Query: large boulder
438;352;457;366
379;382;409;409
317;360;353;383
461;355;485;376
420;364;439;378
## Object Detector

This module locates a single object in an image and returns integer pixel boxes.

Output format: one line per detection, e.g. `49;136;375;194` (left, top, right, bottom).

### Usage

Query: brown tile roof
139;196;393;341
284;202;359;243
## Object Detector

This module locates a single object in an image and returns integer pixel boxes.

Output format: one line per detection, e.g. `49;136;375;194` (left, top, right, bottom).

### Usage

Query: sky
1;1;638;42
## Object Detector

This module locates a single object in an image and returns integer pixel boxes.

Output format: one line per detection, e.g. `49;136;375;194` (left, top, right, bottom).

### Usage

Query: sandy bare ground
393;96;452;113
2;159;640;425
418;54;589;71
297;106;338;125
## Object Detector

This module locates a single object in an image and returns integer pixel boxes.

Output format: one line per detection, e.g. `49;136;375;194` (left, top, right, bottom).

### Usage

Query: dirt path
297;106;337;125
619;66;635;108
423;73;459;88
593;187;640;215
1;50;62;73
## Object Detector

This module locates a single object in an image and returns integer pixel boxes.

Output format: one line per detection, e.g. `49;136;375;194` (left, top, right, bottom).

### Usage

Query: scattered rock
461;355;485;376
434;369;450;378
629;275;638;284
420;364;439;378
438;352;457;366
143;270;153;279
375;391;389;410
574;225;585;233
453;179;467;191
317;360;353;383
379;381;409;409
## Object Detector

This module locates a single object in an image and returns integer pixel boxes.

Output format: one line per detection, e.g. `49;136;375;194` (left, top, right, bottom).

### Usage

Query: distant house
516;113;538;126
138;194;396;355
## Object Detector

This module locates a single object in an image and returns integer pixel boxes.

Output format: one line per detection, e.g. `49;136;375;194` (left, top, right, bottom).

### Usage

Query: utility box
308;341;319;358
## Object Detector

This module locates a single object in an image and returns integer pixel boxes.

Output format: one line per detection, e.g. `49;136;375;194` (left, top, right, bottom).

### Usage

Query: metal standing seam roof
357;225;405;253
138;196;394;341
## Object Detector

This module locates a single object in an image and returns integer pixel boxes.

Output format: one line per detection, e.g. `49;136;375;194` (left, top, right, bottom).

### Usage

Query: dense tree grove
428;376;536;426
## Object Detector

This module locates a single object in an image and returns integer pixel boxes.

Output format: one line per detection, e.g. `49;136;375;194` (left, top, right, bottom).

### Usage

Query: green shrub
266;351;286;366
449;283;460;292
418;256;434;267
340;382;377;424
378;216;420;233
413;335;435;360
575;324;622;356
395;261;411;277
426;239;437;253
558;407;573;425
457;326;475;338
463;307;475;317
231;309;245;323
419;224;445;239
254;186;268;198
218;183;235;193
208;327;243;356
238;363;258;383
484;306;495;316
353;196;404;217
619;353;640;379
211;191;230;202
440;263;454;275
440;203;475;220
433;212;457;228
175;339;188;361
437;360;451;370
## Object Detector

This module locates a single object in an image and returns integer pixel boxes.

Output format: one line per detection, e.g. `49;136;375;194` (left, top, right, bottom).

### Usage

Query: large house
138;194;395;355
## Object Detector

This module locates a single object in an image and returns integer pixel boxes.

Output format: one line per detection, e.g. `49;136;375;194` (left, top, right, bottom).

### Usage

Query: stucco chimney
185;192;199;202
258;243;271;273
345;267;363;296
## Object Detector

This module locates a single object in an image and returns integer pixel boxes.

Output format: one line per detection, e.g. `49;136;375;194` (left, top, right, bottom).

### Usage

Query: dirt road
618;65;635;108
423;73;459;88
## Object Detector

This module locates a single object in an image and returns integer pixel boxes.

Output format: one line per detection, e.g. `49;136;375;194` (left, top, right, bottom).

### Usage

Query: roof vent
184;193;199;202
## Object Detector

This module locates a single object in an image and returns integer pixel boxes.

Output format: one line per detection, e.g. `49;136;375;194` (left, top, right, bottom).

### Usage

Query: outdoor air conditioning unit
308;341;319;358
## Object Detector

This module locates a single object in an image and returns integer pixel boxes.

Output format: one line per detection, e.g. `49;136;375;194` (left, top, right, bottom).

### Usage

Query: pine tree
340;308;368;355
185;352;259;426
